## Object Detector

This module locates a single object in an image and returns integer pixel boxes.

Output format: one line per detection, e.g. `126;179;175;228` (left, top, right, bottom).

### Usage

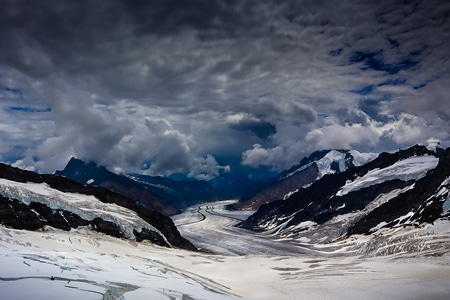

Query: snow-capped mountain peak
233;149;378;211
283;149;378;180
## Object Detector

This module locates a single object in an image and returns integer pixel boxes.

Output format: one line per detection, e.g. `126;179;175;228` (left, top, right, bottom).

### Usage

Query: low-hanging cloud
241;144;284;169
188;154;230;181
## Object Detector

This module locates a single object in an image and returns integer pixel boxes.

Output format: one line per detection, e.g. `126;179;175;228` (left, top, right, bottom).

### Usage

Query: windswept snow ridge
0;178;169;243
336;156;438;197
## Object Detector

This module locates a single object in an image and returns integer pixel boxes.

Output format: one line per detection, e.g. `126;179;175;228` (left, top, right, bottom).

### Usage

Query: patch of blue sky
328;48;342;56
0;145;28;164
349;50;380;64
357;97;392;123
351;85;374;96
413;83;427;90
380;94;391;101
362;57;418;75
317;113;329;118
377;78;406;86
3;87;23;96
9;106;51;113
349;49;422;75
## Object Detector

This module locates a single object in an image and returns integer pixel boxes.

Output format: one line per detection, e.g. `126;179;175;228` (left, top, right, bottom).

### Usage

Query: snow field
1;225;450;300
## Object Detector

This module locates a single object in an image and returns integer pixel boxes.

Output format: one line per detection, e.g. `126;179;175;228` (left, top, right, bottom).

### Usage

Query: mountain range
55;157;244;215
239;145;450;244
1;144;448;252
231;149;378;210
1;145;449;299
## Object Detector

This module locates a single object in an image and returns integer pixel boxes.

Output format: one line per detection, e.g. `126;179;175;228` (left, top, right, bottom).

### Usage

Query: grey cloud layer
0;0;449;176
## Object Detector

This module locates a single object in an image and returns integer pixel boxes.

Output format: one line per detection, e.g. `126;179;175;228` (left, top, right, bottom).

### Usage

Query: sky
0;0;449;180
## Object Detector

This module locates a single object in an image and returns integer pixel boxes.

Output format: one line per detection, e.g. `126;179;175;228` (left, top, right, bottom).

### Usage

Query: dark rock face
133;228;168;245
240;145;446;237
0;197;55;230
232;164;319;210
0;196;127;238
0;163;196;250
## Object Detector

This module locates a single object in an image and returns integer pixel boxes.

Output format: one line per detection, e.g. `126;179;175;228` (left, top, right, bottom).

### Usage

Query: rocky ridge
0;163;196;250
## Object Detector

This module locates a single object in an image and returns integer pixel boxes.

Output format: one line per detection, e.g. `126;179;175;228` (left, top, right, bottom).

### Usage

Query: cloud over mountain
0;0;449;177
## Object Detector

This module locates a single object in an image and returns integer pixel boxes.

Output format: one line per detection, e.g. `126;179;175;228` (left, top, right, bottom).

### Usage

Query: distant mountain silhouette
56;157;239;215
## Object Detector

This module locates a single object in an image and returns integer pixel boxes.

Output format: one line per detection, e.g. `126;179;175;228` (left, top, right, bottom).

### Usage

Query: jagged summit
57;157;178;215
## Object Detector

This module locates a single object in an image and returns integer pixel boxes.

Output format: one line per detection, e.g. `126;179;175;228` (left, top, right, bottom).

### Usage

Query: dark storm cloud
0;0;266;99
123;0;252;37
1;0;449;175
228;118;276;140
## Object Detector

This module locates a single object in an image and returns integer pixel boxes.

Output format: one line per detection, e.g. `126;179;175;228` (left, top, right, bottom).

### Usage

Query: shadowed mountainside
0;163;196;250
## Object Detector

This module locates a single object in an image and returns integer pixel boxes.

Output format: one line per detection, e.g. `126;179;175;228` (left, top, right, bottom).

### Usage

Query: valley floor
1;200;450;299
172;200;318;256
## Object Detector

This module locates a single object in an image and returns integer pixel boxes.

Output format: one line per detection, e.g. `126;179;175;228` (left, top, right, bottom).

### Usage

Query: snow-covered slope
0;226;235;300
336;155;438;196
2;207;450;299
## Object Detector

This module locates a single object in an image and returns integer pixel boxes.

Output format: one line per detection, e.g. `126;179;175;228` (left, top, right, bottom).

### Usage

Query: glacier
1;199;450;299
